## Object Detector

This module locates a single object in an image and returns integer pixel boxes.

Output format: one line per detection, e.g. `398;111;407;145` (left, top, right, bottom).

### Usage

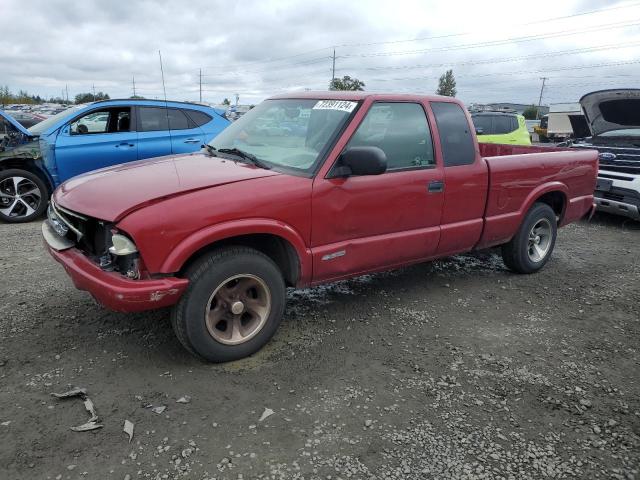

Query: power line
334;1;640;49
199;2;640;70
342;42;640;72
338;19;640;58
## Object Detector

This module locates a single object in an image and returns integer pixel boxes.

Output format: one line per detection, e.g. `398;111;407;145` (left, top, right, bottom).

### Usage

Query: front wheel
0;169;48;223
501;202;557;274
171;247;286;362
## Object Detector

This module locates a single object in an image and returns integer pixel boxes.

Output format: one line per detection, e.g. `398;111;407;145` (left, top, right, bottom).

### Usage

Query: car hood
579;89;640;136
54;153;281;222
0;110;33;136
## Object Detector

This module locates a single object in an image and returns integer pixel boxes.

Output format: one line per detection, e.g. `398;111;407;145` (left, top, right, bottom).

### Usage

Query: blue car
0;99;229;222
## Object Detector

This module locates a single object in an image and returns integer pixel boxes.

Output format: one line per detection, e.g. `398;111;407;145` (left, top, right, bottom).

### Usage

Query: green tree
75;91;110;104
0;86;11;107
522;105;539;120
222;98;230;105
329;75;365;91
436;69;457;97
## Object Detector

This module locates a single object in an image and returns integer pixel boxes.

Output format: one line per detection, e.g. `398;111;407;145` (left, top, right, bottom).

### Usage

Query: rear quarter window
184;109;213;127
431;102;476;167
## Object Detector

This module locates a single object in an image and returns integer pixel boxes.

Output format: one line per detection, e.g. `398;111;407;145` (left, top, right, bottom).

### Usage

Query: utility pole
536;77;548;120
199;69;202;103
132;76;136;97
330;48;336;90
65;84;69;103
92;84;96;101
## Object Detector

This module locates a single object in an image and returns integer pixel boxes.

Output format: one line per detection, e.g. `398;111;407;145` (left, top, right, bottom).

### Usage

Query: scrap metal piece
151;406;167;414
123;420;134;443
259;408;274;422
51;388;87;399
71;421;103;432
83;398;98;422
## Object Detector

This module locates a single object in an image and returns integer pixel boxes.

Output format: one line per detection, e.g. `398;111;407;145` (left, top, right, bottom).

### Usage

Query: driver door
311;101;444;283
54;107;137;181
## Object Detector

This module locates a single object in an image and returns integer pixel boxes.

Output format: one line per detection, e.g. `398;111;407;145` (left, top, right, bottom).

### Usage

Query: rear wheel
171;247;286;362
501;202;557;274
0;169;48;223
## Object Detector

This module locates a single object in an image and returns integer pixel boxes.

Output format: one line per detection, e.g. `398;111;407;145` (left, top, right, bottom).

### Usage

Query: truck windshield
208;99;358;174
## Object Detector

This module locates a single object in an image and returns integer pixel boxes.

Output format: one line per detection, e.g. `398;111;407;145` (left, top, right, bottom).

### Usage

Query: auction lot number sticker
313;100;357;112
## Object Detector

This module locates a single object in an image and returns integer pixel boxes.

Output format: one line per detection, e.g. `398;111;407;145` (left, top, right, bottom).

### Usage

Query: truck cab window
431;102;475;167
347;102;435;170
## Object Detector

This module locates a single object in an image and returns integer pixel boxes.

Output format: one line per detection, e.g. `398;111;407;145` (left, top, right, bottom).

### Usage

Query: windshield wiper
203;145;271;169
217;148;271;170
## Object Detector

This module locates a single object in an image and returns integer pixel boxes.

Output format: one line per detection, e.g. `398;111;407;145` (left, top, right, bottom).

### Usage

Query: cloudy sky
1;0;639;106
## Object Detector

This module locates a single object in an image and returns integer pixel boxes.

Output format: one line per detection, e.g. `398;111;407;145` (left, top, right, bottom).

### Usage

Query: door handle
428;180;445;193
116;143;135;147
184;138;201;144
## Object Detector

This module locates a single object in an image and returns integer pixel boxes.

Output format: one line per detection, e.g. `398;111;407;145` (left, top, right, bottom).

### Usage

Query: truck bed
476;143;598;249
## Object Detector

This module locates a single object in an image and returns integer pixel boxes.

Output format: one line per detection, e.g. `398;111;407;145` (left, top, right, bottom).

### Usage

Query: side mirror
330;146;387;178
475;127;484;135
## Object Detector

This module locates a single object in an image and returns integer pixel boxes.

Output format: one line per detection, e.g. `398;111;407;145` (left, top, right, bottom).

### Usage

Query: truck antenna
158;50;173;147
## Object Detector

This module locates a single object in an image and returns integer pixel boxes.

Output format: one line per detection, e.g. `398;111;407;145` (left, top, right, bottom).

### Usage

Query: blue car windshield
208;99;358;174
28;105;85;135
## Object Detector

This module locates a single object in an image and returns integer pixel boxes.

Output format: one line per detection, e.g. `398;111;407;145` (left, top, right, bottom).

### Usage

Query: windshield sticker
313;100;357;113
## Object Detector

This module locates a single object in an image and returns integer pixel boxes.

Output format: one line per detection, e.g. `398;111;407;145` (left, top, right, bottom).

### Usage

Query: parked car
470;112;531;146
2;111;45;129
0;99;229;222
567;89;640;220
42;92;597;362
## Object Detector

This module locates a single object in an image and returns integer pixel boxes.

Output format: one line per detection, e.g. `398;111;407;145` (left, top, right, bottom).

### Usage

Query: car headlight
109;234;138;256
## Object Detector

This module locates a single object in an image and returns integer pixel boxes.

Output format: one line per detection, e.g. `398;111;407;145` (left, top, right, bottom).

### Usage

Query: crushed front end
42;199;188;311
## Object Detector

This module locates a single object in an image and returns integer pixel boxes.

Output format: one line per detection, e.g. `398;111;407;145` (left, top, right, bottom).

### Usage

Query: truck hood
0;110;33;137
54;153;280;222
580;89;640;136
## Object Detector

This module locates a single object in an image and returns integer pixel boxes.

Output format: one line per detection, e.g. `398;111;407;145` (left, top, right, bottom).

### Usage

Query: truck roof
268;91;460;103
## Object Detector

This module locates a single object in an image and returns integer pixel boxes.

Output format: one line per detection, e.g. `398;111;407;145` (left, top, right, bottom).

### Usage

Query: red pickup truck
43;92;598;362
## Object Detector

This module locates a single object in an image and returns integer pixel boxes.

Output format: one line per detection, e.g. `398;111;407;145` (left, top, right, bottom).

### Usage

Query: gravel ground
0;213;638;480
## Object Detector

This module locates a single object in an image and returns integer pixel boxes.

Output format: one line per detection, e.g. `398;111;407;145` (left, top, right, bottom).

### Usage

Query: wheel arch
160;219;313;287
522;182;568;224
0;158;54;196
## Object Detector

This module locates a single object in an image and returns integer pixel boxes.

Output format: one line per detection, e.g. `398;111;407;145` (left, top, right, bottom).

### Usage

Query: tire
171;246;286;362
501;202;557;274
0;169;49;223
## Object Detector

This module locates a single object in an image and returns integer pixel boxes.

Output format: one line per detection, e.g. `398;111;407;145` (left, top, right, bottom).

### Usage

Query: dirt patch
0;213;638;479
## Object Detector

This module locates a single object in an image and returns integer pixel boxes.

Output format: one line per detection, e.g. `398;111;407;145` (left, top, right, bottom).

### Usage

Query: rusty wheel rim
205;274;271;345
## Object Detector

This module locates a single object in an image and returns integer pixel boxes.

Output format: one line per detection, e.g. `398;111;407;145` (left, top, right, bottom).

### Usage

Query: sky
0;0;639;106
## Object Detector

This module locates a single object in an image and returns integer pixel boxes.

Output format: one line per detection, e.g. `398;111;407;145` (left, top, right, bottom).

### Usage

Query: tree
436;69;457;97
222;98;230;105
0;86;10;107
522;105;539;120
75;91;110;104
329;75;365;91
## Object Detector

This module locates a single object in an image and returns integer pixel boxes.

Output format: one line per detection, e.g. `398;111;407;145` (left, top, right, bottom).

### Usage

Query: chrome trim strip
50;200;83;241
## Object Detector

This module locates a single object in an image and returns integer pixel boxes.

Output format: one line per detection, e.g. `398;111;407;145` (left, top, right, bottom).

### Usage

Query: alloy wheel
205;274;272;345
0;176;42;219
527;218;552;262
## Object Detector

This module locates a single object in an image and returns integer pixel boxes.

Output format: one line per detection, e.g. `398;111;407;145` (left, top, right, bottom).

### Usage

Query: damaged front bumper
43;221;188;312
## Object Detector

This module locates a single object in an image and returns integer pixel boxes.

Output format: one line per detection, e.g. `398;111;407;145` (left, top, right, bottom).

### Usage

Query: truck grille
49;200;111;258
571;144;640;174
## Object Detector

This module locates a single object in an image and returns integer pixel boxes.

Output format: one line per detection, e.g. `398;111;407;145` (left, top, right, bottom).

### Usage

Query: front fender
159;218;313;285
